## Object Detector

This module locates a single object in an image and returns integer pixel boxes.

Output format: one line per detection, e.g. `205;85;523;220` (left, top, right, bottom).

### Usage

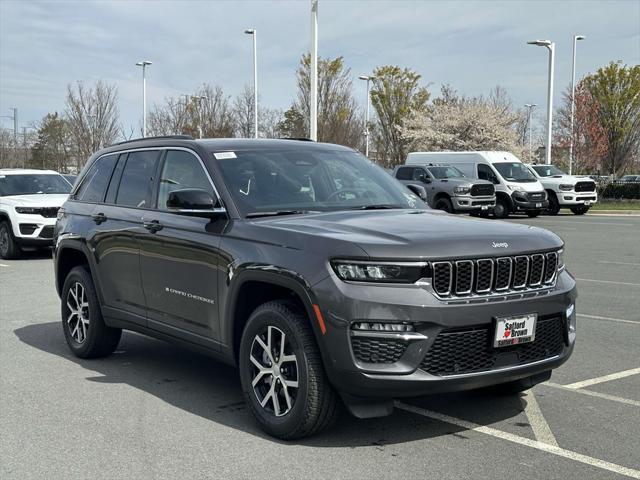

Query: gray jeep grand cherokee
53;137;576;439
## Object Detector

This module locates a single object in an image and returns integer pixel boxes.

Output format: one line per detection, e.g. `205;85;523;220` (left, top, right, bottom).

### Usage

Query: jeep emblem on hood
492;242;509;248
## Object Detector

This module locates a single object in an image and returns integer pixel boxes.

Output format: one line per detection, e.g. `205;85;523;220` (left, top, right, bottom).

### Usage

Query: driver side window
478;164;499;184
157;150;214;210
412;168;428;182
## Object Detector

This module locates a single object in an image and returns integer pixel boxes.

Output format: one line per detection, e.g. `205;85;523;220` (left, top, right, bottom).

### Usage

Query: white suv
0;169;72;259
527;164;597;215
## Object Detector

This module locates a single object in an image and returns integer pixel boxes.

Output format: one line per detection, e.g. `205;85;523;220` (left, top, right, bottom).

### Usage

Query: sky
1;0;639;137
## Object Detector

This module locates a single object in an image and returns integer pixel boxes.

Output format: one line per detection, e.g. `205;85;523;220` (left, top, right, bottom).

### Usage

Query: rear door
138;149;224;345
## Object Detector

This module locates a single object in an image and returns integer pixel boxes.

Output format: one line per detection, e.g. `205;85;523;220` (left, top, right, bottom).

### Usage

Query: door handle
143;220;163;233
91;212;107;224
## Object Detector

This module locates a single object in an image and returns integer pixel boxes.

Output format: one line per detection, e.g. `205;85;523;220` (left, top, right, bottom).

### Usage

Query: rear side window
75;154;118;203
396;167;414;180
115;150;159;208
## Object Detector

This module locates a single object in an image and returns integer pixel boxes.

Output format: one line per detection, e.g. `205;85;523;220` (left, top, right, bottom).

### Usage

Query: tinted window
0;174;71;196
396;167;414;180
115;151;159;208
75;154;118;203
426;166;465;179
157;150;214;210
478;164;499;184
493;162;537;183
412;168;428;181
104;155;126;204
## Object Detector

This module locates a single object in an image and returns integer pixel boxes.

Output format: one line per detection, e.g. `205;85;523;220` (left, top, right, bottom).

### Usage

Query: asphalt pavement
1;213;639;479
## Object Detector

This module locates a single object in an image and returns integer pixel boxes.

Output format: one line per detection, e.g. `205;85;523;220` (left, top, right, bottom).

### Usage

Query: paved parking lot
1;214;639;479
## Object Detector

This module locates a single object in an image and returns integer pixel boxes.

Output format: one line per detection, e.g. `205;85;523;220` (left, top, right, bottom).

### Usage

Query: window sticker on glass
214;152;237;160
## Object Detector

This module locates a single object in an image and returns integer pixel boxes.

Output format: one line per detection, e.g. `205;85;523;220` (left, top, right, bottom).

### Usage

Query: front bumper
11;214;56;246
557;191;598;206
512;192;549;211
452;195;496;212
312;270;576;399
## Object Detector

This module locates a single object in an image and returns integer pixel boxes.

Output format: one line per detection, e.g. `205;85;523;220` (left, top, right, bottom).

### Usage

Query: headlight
331;260;427;283
15;207;38;214
453;186;471;195
557;249;565;271
507;185;524;192
566;303;576;334
559;184;574;191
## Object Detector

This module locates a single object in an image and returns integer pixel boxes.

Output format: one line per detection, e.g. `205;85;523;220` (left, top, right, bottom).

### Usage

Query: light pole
524;103;537;162
191;95;208;139
527;40;555;165
310;0;318;141
244;29;258;138
569;35;585;175
135;60;152;137
359;75;374;157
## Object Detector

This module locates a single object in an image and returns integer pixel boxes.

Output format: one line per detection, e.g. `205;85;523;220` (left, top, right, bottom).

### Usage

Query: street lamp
310;0;318;141
135;60;152;137
359;75;374;157
244;29;258;138
191;95;208;139
527;40;555;165
569;35;586;175
524;104;537;162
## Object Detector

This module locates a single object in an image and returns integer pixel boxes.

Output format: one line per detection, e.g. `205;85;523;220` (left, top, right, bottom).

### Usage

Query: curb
588;210;640;216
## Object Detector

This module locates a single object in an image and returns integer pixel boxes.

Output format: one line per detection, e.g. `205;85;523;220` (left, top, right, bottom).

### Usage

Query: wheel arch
495;191;514;211
55;241;98;299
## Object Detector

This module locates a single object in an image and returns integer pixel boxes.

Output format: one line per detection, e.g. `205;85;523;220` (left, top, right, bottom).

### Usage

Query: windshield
0;174;72;196
493;163;537;183
213;148;421;216
532;165;567;177
426;166;466;179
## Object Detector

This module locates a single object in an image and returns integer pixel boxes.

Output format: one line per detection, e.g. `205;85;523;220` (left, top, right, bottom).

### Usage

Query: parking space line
521;391;558;446
520;220;635;227
544;382;640;407
598;261;640;267
576;278;640;287
578;314;640;325
0;263;9;268
563;368;640;390
396;402;640;479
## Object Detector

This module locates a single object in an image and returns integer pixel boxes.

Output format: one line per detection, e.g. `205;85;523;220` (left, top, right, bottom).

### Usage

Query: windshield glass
426;166;466;179
493;163;538;183
0;174;72;196
532;165;566;177
213;148;421;216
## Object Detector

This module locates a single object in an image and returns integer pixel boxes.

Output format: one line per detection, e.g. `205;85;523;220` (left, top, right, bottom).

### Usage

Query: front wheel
0;221;21;260
434;197;453;213
571;205;590;215
239;301;339;439
493;198;510;219
546;192;560;215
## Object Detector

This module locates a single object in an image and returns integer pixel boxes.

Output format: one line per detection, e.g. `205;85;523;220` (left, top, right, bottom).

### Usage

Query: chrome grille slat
429;251;560;299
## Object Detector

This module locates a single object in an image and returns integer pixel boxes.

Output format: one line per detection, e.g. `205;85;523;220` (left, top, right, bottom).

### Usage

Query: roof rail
111;135;194;146
279;137;315;142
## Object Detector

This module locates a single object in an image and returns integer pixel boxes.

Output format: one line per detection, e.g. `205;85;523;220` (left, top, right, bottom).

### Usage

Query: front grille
431;252;559;298
472;200;495;206
470;184;495;196
574;181;596;192
420;316;565;376
351;337;408;363
39;226;54;239
527;192;546;201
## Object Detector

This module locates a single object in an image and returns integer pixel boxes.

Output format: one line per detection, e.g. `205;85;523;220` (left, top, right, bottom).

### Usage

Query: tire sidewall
493;198;509;219
239;305;311;436
0;221;19;259
435;198;453;213
547;193;560;215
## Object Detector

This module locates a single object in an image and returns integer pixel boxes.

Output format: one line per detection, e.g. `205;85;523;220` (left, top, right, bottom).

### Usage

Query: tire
526;210;541;218
239;300;340;439
486;370;552;395
434;197;453;213
546;192;560;216
570;206;589;215
493;198;510;219
61;266;121;358
0;221;22;260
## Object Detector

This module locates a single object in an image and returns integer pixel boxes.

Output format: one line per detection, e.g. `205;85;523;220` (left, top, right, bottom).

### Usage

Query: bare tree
148;97;189;137
65;81;120;170
233;85;255;138
259;107;284;138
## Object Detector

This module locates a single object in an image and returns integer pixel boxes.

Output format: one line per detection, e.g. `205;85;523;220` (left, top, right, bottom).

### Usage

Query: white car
526;164;597;215
0;169;72;259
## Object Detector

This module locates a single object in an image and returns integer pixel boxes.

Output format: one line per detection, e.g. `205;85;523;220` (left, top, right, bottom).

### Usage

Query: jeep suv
0;169;72;259
53;137;576;439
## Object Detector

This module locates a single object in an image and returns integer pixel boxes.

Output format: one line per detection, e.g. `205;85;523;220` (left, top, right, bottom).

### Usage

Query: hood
0;194;69;207
504;180;545;193
254;209;562;259
536;175;595;186
435;178;491;187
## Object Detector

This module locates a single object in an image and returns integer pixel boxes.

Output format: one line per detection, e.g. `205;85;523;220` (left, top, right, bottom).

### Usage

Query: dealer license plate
494;314;537;348
481;205;489;210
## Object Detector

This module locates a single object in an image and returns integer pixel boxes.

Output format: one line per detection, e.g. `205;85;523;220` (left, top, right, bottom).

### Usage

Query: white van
406;151;548;218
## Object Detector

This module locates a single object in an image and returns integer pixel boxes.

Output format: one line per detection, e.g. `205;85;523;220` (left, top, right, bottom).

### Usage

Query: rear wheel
0;221;21;260
61;266;122;358
493;198;510;219
570;205;589;215
434;197;453;213
546;192;560;215
239;300;339;439
526;210;541;218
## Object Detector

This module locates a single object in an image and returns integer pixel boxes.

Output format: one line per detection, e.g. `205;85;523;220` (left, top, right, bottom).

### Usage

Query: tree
30;112;73;172
290;54;363;148
233;85;256;138
402;85;523;156
370;66;430;166
65;81;120;170
259;107;284;139
584;62;640;175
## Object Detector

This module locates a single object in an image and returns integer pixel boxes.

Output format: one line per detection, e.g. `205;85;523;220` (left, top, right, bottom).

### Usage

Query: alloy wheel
66;282;89;343
249;325;299;417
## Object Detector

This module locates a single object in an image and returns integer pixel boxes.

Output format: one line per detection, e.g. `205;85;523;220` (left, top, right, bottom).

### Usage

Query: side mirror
406;184;428;202
166;189;224;217
421;176;432;184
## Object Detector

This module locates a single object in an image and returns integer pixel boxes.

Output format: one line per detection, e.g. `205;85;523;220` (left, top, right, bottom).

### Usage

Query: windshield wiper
351;204;403;210
246;210;317;218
